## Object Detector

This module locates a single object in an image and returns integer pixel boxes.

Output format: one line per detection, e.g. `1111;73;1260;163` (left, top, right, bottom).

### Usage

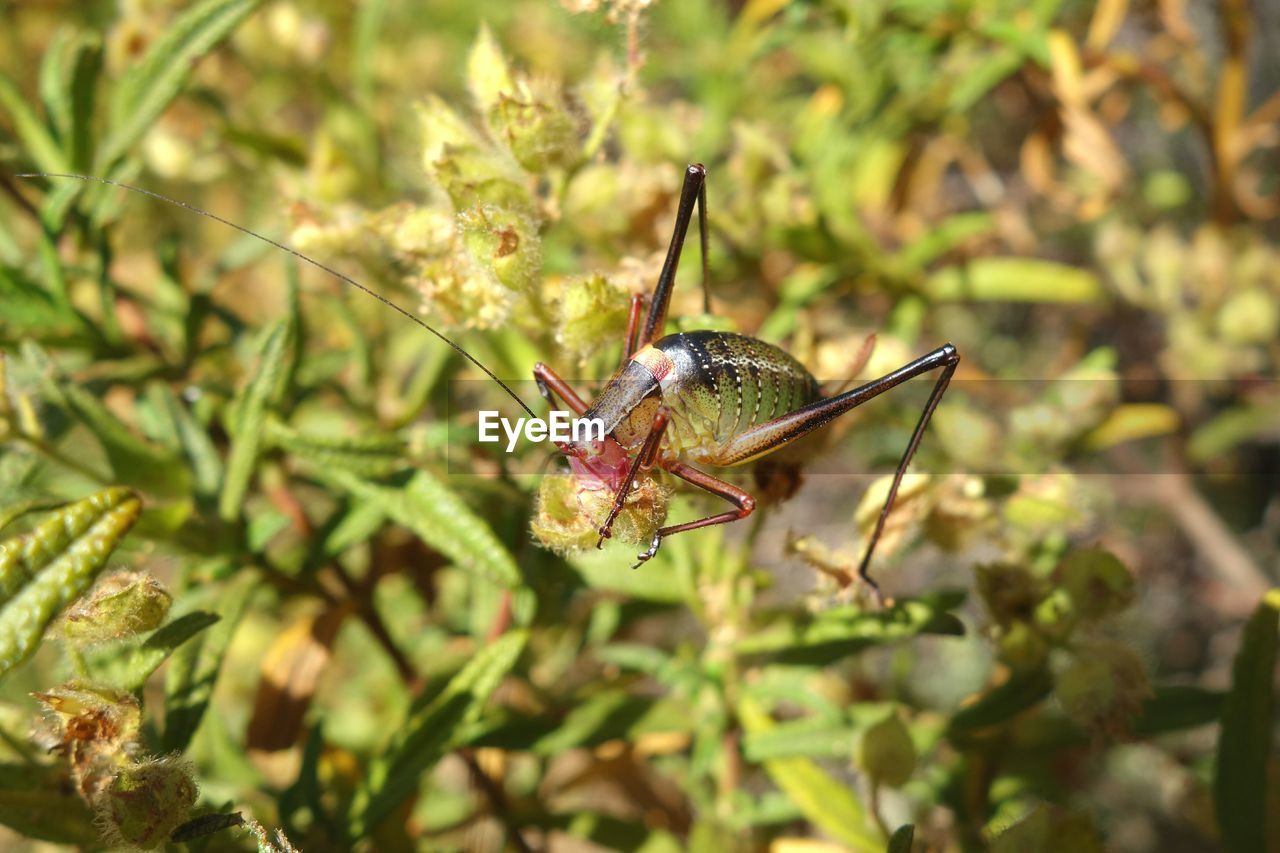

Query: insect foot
632;534;663;569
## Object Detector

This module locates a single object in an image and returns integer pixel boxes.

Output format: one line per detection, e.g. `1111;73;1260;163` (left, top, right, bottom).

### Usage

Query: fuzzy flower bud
62;572;171;644
457;204;542;295
975;562;1041;628
490;89;580;172
467;24;515;112
33;681;142;797
532;473;670;553
1053;549;1134;623
556;274;630;363
93;756;198;850
1054;641;1151;738
856;710;916;787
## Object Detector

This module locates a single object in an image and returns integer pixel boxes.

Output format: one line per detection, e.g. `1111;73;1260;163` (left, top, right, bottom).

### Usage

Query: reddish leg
597;407;670;547
533;362;589;415
621;293;645;366
632;460;756;568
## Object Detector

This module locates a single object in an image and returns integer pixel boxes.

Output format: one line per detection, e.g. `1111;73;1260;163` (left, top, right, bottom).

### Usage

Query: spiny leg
633;460;756;567
709;344;961;602
596;407;670;548
854;349;958;603
533;362;590;415
638;164;710;347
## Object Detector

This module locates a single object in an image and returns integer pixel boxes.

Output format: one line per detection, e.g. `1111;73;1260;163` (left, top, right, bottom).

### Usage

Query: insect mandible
21;166;960;605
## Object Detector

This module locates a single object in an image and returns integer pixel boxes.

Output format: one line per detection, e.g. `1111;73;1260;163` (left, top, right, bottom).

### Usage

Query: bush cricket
19;166;959;604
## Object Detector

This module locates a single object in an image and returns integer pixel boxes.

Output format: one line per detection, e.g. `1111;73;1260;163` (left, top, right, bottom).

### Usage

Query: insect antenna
15;172;539;419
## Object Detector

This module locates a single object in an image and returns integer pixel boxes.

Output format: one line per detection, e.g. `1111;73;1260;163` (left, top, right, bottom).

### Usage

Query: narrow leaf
947;669;1054;738
1214;589;1279;853
99;0;262;172
887;824;915;853
739;696;882;852
29;346;188;495
86;611;221;692
219;320;291;521
0;73;69;175
0;763;100;844
926;258;1102;303
0;487;140;677
317;468;520;588
162;574;259;751
351;630;527;837
736;591;966;663
266;419;404;477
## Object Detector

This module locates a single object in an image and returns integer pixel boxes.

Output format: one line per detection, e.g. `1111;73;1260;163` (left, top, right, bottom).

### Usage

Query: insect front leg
597;407;670;547
634;461;756;568
533;362;590;414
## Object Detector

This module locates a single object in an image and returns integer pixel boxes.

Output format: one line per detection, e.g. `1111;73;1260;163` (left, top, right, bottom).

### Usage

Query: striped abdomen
630;331;819;464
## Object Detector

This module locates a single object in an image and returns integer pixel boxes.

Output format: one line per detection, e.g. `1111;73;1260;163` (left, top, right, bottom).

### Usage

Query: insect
20;166;959;605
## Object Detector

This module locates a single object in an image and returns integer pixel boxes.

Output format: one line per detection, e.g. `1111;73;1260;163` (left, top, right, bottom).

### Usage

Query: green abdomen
649;331;819;462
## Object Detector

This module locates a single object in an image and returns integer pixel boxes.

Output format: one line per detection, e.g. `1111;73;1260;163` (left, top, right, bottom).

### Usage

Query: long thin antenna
15;172;539;419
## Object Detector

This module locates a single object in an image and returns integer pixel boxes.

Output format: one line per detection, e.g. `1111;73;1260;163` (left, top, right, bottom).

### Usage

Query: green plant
0;1;1276;850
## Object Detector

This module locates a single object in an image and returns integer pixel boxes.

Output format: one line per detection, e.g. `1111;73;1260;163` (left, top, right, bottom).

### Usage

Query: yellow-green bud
997;620;1050;672
1053;549;1134;622
62;572;172;644
1033;587;1077;641
490;91;580;172
32;681;142;753
532;473;670;553
93;756;198;850
457;204;542;295
1216;287;1278;346
467;24;515;112
556;274;630;363
1054;641;1150;738
855;711;916;787
975;563;1041;628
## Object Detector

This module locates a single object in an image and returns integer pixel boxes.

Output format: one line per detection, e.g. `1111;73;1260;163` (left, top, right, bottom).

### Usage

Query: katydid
19;167;959;604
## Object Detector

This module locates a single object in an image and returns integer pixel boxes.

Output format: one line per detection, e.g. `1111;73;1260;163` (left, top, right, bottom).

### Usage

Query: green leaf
0;487;140;677
0;73;69;175
926;259;1102;303
0;763;101;845
887;824;915;853
736;590;966;663
1214;589;1279;853
947;669;1054;738
743;718;853;762
219;320;291;521
37;30;101;172
98;0;263;173
266;418;405;478
24;342;188;495
153;383;223;501
317;469;521;588
738;695;882;852
351;630;527;838
0;266;81;341
87;611;220;692
162;574;259;751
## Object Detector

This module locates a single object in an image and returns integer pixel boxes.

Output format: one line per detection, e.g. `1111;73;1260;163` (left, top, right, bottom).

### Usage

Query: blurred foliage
0;0;1278;851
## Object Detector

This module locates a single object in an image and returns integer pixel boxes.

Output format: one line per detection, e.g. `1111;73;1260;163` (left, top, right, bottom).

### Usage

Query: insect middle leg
631;460;756;568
